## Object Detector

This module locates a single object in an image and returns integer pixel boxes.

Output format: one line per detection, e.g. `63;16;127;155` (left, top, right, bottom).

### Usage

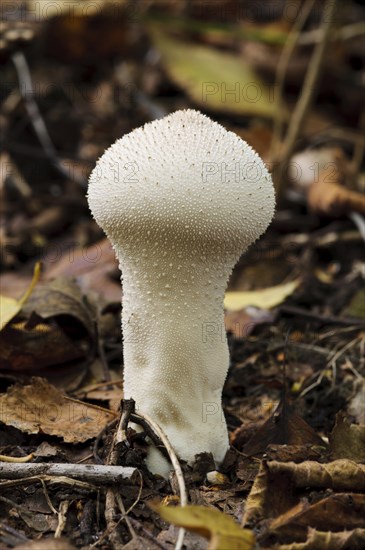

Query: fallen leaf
153;504;255;550
308;176;365;216
0;262;41;331
44;238;121;302
0;318;86;371
224;280;300;311
149;25;279;118
277;527;365;549
20;277;95;336
268;493;365;541
0;378;116;443
241;393;325;457
224;307;275;338
329;412;365;463
0;278;96;373
243;459;365;528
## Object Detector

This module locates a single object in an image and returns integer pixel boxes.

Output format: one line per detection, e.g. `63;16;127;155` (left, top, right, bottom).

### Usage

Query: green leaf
149;25;282;118
153;504;255;550
225;279;300;311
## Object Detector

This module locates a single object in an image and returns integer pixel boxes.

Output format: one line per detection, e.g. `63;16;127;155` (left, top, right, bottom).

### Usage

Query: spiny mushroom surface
88;109;275;476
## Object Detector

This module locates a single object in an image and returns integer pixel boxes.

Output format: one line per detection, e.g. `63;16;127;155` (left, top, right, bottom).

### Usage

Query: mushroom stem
120;253;231;473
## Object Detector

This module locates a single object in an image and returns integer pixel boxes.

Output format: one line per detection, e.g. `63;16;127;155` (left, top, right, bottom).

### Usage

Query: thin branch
275;0;338;195
270;0;316;157
11;51;86;187
133;411;187;550
0;462;137;484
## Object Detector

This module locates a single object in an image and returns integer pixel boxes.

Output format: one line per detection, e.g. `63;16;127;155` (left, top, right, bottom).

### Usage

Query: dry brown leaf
241;392;324;457
20;277;95;335
0;377;116;443
329;412;365;463
265;459;365;491
0;277;96;372
44;238;120;302
243;459;365;527
278;527;365;549
224;307;275;339
308;175;365;216
268;493;365;540
0;318;86;371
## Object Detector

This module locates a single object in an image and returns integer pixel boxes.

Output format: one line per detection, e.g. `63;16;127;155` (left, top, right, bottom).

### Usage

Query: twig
270;0;316;157
298;20;365;45
349;212;365;242
0;463;137;484
128;517;170;550
130;412;170;461
11;51;86;187
275;0;338;195
93;417;118;465
0;475;96;492
104;400;138;549
279;304;365;327
0;522;29;545
115;493;138;542
133;411;187;550
55;500;70;538
40;478;58;515
0;452;33;463
104;490;125;549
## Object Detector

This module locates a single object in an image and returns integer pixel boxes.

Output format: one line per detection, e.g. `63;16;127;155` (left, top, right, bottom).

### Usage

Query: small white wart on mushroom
88;109;275;477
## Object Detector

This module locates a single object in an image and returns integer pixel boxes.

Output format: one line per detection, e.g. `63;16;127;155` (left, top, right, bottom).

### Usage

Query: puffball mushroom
88;109;275;476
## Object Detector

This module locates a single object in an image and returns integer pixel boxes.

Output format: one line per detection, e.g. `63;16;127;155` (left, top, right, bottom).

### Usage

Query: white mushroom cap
88;109;274;255
88;109;275;476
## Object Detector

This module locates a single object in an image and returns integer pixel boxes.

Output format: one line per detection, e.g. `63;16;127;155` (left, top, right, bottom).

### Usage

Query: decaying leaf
243;459;365;527
149;25;279;118
264;459;365;491
20;277;95;336
329;412;365;463
0;318;87;371
268;493;365;541
278;527;365;549
153;504;255;550
224;280;300;312
241;391;324;457
0;262;41;331
0;277;96;372
224;307;275;338
0;377;116;443
308;176;365;216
